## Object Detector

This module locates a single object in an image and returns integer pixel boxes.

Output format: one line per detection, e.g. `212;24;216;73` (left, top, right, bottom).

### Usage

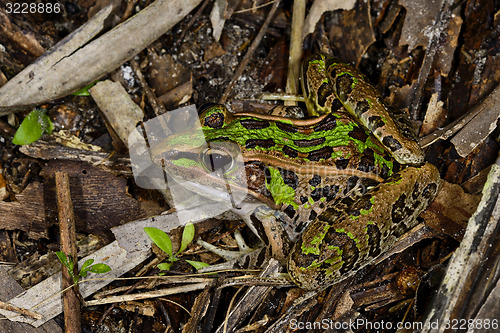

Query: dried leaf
399;0;442;50
303;0;356;39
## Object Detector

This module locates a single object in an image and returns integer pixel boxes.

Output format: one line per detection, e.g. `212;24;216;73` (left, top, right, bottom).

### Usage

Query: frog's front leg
198;202;291;264
288;163;440;290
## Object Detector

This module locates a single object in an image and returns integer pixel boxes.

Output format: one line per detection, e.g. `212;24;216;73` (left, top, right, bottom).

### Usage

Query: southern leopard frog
151;54;441;290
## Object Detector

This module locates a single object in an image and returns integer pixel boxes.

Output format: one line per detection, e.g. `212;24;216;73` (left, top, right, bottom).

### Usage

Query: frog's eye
201;148;234;173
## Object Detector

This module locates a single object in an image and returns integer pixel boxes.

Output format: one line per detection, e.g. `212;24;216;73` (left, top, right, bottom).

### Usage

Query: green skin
153;54;441;290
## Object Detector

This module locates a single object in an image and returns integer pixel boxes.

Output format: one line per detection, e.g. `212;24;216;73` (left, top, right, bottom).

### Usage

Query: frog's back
199;106;399;237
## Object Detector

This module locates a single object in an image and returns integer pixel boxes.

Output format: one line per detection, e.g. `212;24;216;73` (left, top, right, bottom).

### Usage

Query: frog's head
150;105;250;202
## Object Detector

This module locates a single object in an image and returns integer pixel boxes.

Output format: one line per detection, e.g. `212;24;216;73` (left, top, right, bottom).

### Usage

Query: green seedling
56;251;111;285
71;82;97;96
12;108;54;145
144;223;208;273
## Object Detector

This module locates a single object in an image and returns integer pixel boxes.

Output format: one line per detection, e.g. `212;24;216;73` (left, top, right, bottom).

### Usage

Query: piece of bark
450;84;500;157
0;268;62;332
0;0;203;113
55;172;81;333
0;160;145;239
0;209;204;327
421;181;481;241
89;80;144;146
0;230;16;263
19;138;132;177
421;159;500;332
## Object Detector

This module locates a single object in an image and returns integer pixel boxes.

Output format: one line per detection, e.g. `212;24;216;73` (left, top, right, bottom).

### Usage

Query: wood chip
0;0;202;113
89;80;144;146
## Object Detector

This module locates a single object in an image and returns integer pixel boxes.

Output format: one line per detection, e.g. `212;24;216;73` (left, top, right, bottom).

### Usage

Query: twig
56;172;82;333
285;0;305;106
219;0;281;103
0;300;42;320
131;58;166;116
86;282;210;306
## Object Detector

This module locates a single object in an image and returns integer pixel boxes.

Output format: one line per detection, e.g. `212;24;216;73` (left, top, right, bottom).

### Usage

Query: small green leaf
81;259;94;271
157;262;173;271
87;263;112;274
185;260;210;270
12;109;54;145
56;251;71;270
144;227;173;258
178;223;195;254
72;82;97;96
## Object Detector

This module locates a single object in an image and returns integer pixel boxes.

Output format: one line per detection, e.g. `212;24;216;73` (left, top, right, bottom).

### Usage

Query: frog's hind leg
325;59;424;164
288;163;440;290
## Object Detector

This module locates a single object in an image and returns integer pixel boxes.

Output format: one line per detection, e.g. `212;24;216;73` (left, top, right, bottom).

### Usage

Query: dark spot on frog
366;224;381;257
212;136;230;142
204;112;225;129
388;173;403;184
280;168;299;189
309;175;322;187
308;146;333;161
335;74;354;101
291;239;318;267
314;114;337;132
311;188;322;202
345;176;359;194
411;182;420;200
391;193;407;225
246;139;275;149
294;137;326;147
322;231;359;273
309;210;318;221
240;119;270;130
382;135;403;152
284;205;296;219
354;100;370;117
354;196;373;214
319;206;344;223
348;126;369;142
392;222;409;238
335;157;350;170
358;149;375;172
251;214;269;246
276;121;298;133
422;183;438;199
317;81;334;107
256;248;267;266
325;185;339;201
368;116;385;130
282;145;299;158
330;99;344;113
294;221;307;233
380;163;390;179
